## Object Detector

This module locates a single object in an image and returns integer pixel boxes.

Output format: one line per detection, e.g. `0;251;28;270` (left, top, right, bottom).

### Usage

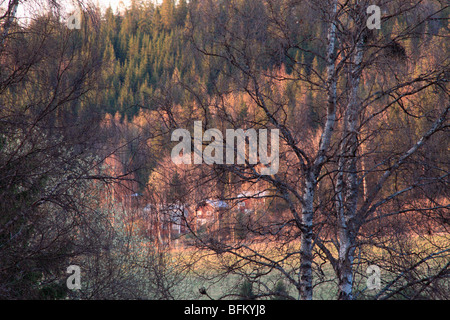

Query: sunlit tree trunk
0;0;19;48
299;0;339;300
336;24;365;300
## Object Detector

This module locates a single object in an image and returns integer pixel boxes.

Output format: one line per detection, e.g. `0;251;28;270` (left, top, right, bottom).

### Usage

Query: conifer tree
161;0;175;30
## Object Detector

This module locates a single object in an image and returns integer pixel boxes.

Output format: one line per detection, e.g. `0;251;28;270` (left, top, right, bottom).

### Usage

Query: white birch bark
299;0;339;300
0;0;19;49
336;27;366;300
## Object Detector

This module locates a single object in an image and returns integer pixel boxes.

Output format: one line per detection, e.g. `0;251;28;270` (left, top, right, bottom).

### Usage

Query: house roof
196;199;229;209
206;199;229;208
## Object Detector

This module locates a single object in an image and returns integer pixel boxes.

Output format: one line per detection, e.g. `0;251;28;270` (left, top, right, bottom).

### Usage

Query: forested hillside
0;0;449;300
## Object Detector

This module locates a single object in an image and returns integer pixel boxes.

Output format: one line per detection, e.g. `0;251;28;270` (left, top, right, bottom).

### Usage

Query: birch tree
183;0;344;300
318;0;449;300
181;0;449;300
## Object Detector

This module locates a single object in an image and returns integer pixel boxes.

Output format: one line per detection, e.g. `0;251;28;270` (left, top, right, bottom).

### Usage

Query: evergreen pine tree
161;0;175;30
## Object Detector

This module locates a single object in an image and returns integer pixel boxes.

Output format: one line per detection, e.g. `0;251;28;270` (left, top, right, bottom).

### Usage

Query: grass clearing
166;233;449;300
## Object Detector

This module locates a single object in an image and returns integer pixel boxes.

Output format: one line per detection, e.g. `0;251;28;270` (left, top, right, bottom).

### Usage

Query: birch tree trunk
299;173;315;300
299;0;339;300
0;0;19;49
336;25;366;300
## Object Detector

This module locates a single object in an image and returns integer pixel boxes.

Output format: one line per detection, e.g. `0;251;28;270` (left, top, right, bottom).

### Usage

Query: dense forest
0;0;449;300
